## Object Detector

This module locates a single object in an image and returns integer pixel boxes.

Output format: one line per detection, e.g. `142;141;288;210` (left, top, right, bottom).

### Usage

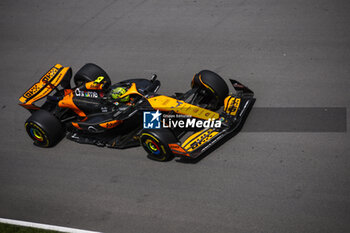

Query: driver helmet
110;87;130;102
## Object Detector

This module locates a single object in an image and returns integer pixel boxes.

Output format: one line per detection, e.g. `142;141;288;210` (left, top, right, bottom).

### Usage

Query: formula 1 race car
19;63;255;161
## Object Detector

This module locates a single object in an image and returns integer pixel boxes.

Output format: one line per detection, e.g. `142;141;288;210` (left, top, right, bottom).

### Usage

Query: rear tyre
74;63;111;87
139;129;177;162
191;70;229;109
25;110;65;147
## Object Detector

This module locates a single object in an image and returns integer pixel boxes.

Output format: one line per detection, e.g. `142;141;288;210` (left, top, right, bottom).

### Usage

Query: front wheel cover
139;132;174;162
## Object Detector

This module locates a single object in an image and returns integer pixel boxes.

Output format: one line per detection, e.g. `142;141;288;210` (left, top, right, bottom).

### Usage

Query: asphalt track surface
0;1;349;232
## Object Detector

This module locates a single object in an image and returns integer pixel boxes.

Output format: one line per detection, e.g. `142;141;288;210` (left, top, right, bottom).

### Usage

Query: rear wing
19;64;72;110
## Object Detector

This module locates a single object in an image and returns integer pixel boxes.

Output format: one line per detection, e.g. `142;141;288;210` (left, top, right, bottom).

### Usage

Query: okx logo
143;110;162;129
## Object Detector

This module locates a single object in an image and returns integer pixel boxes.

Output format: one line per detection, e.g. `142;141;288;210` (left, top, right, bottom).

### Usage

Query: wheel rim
145;139;160;155
30;127;44;142
26;122;50;146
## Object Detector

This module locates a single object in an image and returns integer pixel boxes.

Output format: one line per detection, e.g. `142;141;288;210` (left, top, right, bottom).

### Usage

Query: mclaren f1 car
19;63;255;161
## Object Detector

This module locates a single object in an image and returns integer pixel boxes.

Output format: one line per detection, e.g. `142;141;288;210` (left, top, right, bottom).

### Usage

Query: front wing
168;81;255;159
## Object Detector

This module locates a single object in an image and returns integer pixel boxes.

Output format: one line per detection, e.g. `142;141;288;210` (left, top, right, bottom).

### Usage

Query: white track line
0;218;102;233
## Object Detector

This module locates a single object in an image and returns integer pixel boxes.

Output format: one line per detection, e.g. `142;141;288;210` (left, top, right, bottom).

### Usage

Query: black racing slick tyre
74;63;111;87
139;129;178;162
191;70;229;109
25;110;65;147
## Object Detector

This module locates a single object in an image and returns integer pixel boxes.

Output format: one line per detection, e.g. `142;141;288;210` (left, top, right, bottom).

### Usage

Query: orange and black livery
19;64;255;162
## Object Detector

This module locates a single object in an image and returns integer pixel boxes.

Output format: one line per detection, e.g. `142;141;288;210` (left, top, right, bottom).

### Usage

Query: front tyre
25;110;65;147
139;129;177;162
191;70;229;110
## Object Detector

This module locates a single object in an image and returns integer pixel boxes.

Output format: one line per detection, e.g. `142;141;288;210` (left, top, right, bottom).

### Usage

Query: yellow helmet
110;87;130;102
